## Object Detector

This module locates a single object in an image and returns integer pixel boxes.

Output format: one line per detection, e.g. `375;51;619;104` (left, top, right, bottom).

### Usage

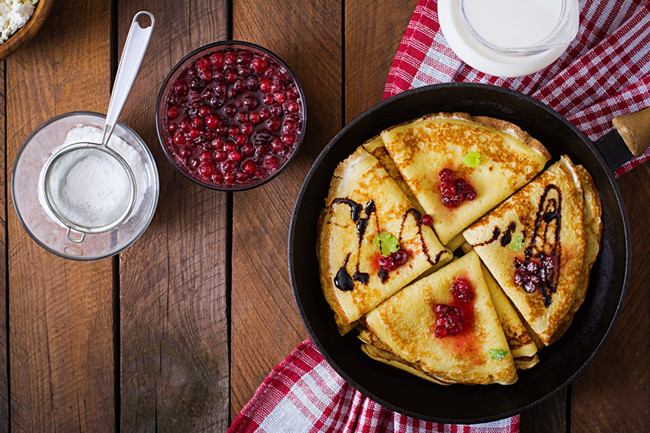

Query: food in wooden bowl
316;113;602;385
0;0;54;60
156;41;306;190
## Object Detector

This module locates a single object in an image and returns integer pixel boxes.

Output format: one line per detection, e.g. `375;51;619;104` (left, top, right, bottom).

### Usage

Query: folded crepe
463;156;588;345
318;147;452;334
481;263;539;370
361;251;518;385
381;113;550;244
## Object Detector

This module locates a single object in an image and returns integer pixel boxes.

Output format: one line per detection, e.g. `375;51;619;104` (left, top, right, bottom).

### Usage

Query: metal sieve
41;12;154;242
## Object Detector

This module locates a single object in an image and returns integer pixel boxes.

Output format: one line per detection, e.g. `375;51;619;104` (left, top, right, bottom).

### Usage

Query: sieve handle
66;227;86;243
102;11;155;145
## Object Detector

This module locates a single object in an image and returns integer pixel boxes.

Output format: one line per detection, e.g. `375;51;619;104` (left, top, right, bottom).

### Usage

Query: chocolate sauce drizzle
334;254;354;291
500;222;517;247
330;198;444;291
524;184;562;306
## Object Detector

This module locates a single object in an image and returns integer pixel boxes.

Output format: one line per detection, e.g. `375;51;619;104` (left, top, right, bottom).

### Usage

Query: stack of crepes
229;1;650;431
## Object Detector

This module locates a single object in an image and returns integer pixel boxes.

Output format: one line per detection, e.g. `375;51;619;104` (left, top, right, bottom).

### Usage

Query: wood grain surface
5;1;115;432
0;61;7;431
229;0;340;418
0;0;647;432
117;1;230;432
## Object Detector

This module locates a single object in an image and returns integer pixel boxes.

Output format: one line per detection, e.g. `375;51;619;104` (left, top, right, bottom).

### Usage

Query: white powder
0;0;38;44
49;149;132;228
41;125;137;230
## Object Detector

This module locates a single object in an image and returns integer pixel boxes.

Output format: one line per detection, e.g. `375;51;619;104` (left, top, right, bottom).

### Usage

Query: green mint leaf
509;235;524;251
374;231;400;257
463;151;481;167
489;349;508;360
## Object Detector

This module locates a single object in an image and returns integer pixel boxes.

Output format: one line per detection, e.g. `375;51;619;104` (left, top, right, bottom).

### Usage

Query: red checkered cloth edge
385;0;650;178
228;340;519;433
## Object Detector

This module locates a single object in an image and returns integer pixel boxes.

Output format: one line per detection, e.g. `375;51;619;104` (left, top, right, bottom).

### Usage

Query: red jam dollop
438;168;477;208
163;47;304;187
433;277;476;338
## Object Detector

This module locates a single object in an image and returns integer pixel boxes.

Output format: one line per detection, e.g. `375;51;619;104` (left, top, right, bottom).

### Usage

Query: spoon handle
102;11;155;145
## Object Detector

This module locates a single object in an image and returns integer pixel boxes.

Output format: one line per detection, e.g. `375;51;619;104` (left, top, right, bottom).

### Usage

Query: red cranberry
379;256;395;271
242;144;255;157
283;119;298;133
269;104;283;117
246;77;259;91
433;304;463;338
274;93;286;104
440;181;456;198
210;52;224;67
216;125;228;136
225;70;237;84
167;107;179;119
225;51;237;64
224;141;237;153
196;57;210;70
450;278;474;304
267;117;281;131
199;105;212;117
259;108;271;120
214;150;227;162
168;121;178;133
173;131;186;145
265;155;280;170
286;88;298;100
244;96;259;110
214;82;227;96
264;65;278;77
251;56;268;73
439;168;454;182
281;133;295;146
421;214;433;226
206;115;220;130
243;161;257;175
199;69;212;82
233;79;246;93
179;118;191;132
252;128;274;146
198;150;212;162
178;145;192;159
222;160;237;173
235;112;249;124
224;104;237;117
236;171;249;182
237;51;252;65
229;151;243;162
249;112;261;124
198;162;214;178
241;123;254;136
286;101;299;113
173;80;188;96
393;249;409;266
189;77;205;92
259;78;272;93
263;93;274;106
271;137;284;152
191;116;204;128
234;134;247;147
237;66;251;78
224;173;235;183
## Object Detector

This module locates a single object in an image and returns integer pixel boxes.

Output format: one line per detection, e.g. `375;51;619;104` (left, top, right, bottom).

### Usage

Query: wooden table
0;1;647;431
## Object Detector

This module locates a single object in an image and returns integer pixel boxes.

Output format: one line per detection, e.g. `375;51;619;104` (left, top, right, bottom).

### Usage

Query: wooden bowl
0;0;55;61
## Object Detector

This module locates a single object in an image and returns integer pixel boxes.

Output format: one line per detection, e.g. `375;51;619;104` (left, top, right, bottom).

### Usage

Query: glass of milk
439;0;580;77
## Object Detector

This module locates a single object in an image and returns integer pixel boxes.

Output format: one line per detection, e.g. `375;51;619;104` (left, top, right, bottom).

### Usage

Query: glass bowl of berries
156;41;307;190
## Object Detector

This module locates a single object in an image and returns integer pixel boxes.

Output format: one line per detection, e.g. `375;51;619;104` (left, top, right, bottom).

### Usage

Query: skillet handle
612;106;650;156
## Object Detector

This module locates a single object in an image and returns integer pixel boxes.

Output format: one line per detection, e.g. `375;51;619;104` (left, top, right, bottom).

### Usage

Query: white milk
462;0;564;48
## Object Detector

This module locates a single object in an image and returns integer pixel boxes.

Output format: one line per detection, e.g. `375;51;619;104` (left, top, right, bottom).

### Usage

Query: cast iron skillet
288;83;632;423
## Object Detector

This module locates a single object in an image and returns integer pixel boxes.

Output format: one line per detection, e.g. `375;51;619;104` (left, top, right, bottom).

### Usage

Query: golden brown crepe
381;113;550;244
548;164;602;343
481;263;539;369
463;156;587;345
317;147;452;334
361;251;518;385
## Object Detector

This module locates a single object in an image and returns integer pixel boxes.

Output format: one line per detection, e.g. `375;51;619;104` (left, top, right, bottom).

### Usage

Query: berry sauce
438;168;477;208
433;277;476;339
162;46;304;188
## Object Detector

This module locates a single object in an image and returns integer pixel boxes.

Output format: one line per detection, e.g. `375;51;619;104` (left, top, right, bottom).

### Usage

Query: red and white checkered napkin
385;0;650;178
228;340;519;433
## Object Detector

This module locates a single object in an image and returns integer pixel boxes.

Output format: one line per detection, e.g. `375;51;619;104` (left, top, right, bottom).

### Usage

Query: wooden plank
345;0;418;121
6;0;115;432
117;1;231;432
520;392;567;433
0;60;9;431
230;0;342;418
570;164;650;433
